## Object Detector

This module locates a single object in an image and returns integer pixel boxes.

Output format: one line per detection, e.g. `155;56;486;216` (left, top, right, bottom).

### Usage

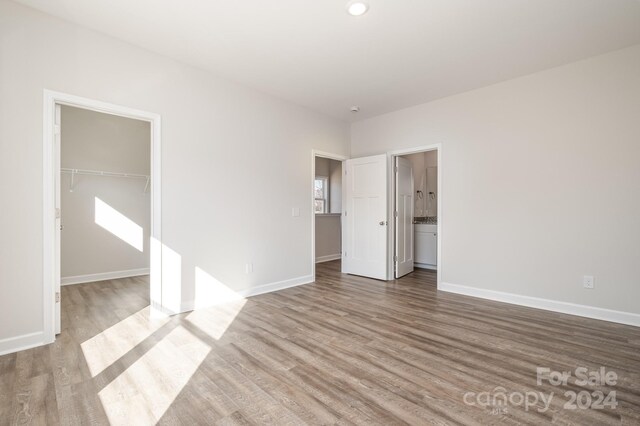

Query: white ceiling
14;0;640;121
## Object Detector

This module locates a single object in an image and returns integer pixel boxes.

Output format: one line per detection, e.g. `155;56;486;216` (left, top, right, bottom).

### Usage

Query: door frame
311;150;347;281
43;90;162;344
387;144;442;287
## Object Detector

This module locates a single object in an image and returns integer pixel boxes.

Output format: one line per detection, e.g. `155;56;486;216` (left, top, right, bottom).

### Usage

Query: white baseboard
439;282;640;327
180;274;314;313
61;268;150;286
243;274;314;298
316;254;341;263
414;262;437;270
0;331;45;356
3;273;311;356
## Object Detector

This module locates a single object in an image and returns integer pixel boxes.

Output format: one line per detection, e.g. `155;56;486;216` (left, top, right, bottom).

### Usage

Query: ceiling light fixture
350;106;360;113
346;1;369;16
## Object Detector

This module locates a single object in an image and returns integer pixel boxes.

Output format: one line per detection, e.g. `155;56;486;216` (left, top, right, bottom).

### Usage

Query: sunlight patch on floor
81;306;169;377
185;299;247;341
98;325;210;425
188;266;247;339
194;266;244;308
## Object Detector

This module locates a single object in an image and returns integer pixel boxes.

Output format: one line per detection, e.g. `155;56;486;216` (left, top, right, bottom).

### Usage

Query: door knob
379;221;387;226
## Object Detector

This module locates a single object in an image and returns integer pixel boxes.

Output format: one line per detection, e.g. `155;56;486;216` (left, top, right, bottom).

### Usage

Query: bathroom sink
414;217;437;225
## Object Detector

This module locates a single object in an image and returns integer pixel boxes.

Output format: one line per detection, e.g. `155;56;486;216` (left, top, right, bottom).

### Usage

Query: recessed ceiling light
346;1;369;17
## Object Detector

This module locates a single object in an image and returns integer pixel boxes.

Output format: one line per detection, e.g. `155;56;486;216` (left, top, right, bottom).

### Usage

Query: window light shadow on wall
94;197;144;251
161;242;182;315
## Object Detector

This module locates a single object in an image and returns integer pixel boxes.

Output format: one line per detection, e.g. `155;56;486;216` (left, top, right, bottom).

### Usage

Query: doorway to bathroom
389;146;441;281
311;150;347;281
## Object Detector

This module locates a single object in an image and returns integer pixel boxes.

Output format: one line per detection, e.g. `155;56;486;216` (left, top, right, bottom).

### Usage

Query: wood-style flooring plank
1;262;639;425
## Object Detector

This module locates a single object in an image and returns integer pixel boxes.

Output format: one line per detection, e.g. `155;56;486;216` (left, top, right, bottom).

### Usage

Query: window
314;177;328;213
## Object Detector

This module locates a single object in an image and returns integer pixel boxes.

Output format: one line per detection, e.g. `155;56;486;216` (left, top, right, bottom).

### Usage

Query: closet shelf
61;168;150;193
61;168;149;179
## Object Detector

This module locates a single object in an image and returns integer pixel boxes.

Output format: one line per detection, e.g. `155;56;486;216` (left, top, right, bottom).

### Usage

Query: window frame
314;176;329;214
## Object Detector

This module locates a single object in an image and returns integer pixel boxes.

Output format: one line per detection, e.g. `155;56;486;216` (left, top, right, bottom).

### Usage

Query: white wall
0;1;348;349
352;44;640;316
61;106;150;281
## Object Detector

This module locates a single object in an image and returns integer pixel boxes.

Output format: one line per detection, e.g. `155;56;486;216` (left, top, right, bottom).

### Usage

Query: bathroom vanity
415;223;437;270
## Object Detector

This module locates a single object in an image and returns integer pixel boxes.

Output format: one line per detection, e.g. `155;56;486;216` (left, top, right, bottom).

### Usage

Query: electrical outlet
245;263;253;274
583;275;594;289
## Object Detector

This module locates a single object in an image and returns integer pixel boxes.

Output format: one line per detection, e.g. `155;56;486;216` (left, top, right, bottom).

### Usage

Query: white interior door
395;157;414;278
342;154;387;280
54;104;61;334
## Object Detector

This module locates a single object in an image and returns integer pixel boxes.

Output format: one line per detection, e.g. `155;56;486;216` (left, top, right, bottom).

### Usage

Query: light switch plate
292;207;300;217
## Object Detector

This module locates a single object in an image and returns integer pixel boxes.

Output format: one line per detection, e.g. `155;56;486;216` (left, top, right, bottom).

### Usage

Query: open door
54;103;61;334
342;154;387;280
395;156;414;278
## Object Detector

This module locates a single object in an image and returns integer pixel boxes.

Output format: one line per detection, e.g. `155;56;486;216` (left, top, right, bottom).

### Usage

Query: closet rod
61;168;149;179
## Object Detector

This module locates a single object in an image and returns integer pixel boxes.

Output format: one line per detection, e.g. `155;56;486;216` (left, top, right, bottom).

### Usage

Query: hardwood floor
1;261;639;425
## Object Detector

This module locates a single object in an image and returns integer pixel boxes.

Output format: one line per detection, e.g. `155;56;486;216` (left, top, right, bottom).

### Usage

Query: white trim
316;254;342;263
43;93;55;345
0;332;45;357
181;274;314;312
311;150;348;283
440;282;640;327
43;90;162;347
387;144;442;288
61;268;150;286
243;274;314;298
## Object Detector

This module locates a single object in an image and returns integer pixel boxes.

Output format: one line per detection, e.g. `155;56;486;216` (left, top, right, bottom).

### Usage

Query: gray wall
352;44;640;315
315;215;341;261
402;153;426;217
315;157;342;261
0;1;348;348
329;160;342;214
402;150;438;217
314;156;342;214
61;106;150;281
